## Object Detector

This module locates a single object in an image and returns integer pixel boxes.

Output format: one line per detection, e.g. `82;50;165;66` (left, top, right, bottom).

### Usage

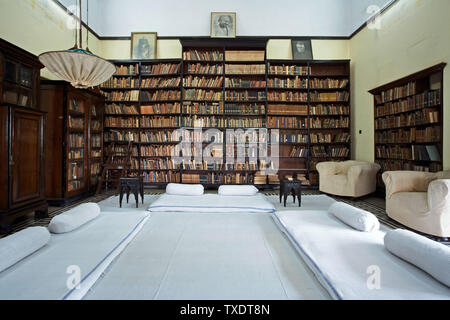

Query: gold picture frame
210;12;236;38
131;32;157;59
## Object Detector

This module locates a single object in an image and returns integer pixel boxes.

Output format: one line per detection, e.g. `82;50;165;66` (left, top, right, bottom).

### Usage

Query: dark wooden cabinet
0;39;47;233
0;106;48;233
40;81;104;205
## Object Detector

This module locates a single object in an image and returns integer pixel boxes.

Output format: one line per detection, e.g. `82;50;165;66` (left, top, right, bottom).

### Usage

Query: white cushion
384;229;450;288
218;185;258;196
48;202;101;234
166;183;204;196
0;227;50;273
328;202;380;232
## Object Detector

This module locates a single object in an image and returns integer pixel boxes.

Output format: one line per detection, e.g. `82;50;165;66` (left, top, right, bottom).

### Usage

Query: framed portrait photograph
131;32;157;59
291;39;313;60
211;12;236;38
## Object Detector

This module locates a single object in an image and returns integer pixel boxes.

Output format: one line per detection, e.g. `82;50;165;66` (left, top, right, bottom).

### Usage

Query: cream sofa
382;171;450;238
316;161;381;198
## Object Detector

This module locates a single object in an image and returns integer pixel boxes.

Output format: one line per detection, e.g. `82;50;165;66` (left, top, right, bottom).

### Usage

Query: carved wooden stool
119;176;144;208
280;179;302;207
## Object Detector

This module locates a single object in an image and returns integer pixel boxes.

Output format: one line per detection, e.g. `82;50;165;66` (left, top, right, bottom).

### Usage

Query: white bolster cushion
48;202;101;234
384;229;450;287
218;185;259;196
166;183;204;196
328;202;380;232
0;227;50;273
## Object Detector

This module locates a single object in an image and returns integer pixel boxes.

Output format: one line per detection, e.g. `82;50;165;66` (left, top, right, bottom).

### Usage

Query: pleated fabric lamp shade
39;48;116;89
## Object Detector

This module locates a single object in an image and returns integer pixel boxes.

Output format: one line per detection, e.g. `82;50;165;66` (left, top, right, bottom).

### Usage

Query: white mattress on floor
0;211;149;300
147;193;275;213
272;210;450;300
84;212;330;300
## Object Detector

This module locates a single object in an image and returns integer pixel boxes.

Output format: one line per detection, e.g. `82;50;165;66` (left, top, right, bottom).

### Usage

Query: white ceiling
58;0;395;38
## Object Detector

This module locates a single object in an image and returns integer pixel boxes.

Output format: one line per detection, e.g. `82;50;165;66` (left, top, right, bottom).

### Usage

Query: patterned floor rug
2;189;448;244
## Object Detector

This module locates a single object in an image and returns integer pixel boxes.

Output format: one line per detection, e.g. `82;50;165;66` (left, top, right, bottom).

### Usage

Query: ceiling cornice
52;0;398;42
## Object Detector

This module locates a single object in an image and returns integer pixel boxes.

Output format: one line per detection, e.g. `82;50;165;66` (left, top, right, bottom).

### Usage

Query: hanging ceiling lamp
39;0;115;89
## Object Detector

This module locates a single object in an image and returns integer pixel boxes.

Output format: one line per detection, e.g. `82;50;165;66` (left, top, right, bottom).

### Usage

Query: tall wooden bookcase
369;63;445;189
40;81;105;205
100;39;351;188
0;39;48;233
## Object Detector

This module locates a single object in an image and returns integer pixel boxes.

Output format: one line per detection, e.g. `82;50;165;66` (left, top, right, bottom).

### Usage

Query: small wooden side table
119;176;144;208
280;179;302;207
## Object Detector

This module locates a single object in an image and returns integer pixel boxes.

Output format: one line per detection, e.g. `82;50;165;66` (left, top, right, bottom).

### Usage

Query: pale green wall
349;0;450;169
0;0;101;80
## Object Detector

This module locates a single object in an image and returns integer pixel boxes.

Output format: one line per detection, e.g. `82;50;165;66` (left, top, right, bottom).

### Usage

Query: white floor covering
83;193;337;300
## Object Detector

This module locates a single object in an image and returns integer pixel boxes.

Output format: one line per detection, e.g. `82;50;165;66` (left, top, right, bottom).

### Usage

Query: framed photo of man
291;39;313;60
211;12;236;38
131;32;157;59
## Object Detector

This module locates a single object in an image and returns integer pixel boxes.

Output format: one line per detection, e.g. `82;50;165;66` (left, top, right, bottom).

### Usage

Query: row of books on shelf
183;76;223;88
91;135;102;148
284;146;349;158
141;159;178;170
90;163;101;175
115;64;139;76
224;104;265;114
105;104;139;115
378;81;416;104
225;79;266;88
375;127;441;144
375;109;440;130
141;63;180;75
181;117;266;128
68;149;83;160
104;90;139;101
310;104;349;115
140;116;180;127
310;91;349;102
141;90;181;101
110;145;139;156
309;132;351;143
186;63;223;74
68;163;84;180
268;65;310;76
267;116;349;129
141;103;181;114
267;92;307;102
91;150;102;158
225;64;266;74
143;171;180;183
105;117;139;128
92;120;102;131
309;146;350;157
375;89;441;117
375;145;441;161
141;77;181;88
69;134;84;148
271;132;350;144
224;91;266;101
182;173;255;185
183;102;222;114
183;49;224;61
184;89;221;101
68;116;84;130
268;105;308;115
101;77;139;89
309;78;349;89
376;160;442;172
267;78;308;89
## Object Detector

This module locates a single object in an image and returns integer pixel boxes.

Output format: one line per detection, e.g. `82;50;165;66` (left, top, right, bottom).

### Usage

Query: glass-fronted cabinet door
66;94;88;195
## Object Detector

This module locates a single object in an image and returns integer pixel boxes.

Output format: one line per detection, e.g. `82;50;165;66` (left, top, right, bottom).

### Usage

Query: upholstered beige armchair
382;171;450;238
316;161;381;198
